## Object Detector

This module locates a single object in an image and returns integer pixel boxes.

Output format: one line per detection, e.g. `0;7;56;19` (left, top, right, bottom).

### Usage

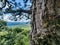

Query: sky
8;0;31;10
0;0;31;22
3;13;30;22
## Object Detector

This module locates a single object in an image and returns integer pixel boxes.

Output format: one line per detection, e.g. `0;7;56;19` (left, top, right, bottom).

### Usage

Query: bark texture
30;0;60;45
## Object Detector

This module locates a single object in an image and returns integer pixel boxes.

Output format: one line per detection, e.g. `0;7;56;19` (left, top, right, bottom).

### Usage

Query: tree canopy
0;0;32;21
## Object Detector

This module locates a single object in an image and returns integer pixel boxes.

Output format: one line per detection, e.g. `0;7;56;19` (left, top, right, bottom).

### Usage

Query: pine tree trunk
30;0;60;45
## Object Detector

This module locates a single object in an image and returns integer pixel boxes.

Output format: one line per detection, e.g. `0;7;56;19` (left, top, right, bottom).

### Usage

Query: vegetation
0;20;31;45
0;25;31;45
0;19;7;26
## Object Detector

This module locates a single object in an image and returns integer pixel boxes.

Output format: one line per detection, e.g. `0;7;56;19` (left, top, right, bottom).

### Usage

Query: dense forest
0;0;60;45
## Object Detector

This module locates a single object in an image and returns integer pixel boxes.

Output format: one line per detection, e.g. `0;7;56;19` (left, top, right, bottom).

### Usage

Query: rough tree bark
30;0;60;45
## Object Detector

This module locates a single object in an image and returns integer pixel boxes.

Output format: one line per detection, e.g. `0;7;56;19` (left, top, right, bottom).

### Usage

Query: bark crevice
30;0;59;45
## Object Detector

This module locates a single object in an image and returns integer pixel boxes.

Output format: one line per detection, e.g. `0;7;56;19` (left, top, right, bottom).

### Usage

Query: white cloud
3;13;13;22
20;19;30;22
3;14;11;22
3;13;30;22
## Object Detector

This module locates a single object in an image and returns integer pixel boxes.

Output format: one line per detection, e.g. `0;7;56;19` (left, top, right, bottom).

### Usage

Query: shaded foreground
0;24;31;45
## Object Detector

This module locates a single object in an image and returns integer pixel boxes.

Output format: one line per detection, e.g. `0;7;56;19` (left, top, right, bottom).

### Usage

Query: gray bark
30;0;60;45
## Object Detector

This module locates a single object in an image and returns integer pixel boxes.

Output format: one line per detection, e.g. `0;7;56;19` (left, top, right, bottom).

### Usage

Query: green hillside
0;20;31;45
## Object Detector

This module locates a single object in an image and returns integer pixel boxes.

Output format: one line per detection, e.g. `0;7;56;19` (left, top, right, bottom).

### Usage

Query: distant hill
7;22;30;26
